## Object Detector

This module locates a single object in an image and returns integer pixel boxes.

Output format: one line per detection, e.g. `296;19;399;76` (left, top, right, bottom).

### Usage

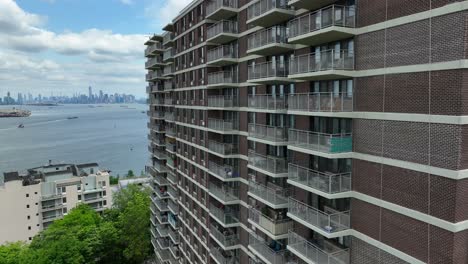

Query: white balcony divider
248;61;289;80
208;118;238;131
288;129;352;153
249;234;288;264
248;94;287;110
288;92;353;112
288;164;351;194
248;123;288;142
209;204;239;225
208;44;238;62
247;26;288;50
208;95;239;108
209;182;239;202
290;49;354;75
208;71;239;85
249;208;292;235
207;0;238;16
288;198;350;234
248;181;289;206
248;151;288;174
288;231;350;264
210;224;239;247
208;140;238;155
208;161;240;179
207;20;238;39
288;5;356;38
247;0;291;20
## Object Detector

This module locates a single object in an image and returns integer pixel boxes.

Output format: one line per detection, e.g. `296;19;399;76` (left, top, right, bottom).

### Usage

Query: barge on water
0;109;31;118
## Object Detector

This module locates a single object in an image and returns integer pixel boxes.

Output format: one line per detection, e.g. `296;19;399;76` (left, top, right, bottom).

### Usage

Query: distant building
0;162;111;244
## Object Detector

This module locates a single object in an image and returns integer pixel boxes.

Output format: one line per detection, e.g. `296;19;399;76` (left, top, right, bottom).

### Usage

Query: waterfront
0;104;148;176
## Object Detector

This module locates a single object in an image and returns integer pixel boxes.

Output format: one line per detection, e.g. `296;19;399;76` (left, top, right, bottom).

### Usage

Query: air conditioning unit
192;155;195;161
202;160;205;166
190;81;194;85
192;136;196;142
201;120;205;126
191;118;195;124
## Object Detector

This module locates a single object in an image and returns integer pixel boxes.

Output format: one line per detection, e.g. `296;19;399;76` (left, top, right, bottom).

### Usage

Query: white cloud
145;0;193;30
119;0;133;5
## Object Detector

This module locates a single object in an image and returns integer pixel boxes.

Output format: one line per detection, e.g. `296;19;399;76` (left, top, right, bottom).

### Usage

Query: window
28;226;31;230
103;191;107;197
78;195;82;201
77;185;81;191
26;204;29;208
29;237;32;241
27;215;30;220
104;200;107;206
26;193;29;197
34;192;37;195
63;208;67;214
62;197;67;204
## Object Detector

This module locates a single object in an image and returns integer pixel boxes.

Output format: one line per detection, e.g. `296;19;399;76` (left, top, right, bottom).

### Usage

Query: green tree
0;242;27;264
109;175;119;185
127;170;135;178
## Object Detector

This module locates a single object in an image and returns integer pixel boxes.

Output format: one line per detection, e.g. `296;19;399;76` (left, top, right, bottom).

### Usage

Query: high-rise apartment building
0;163;111;244
145;1;468;263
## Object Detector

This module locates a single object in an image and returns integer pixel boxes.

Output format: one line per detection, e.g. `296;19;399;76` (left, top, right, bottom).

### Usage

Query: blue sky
0;0;191;99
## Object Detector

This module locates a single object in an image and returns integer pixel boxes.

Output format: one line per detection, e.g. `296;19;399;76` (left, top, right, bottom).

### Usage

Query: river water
0;104;148;176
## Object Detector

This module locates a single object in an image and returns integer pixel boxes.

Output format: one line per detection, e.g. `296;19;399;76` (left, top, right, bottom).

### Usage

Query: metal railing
211;247;240;264
210;224;239;248
163;48;174;61
167;185;178;199
248;181;289;206
247;26;288;50
248;151;288;174
208;140;238;155
288;92;353;112
168;199;179;214
163;32;174;45
288;231;350;264
146;57;163;68
168;229;180;244
208;71;239;85
156;225;169;237
154;198;169;211
164;97;173;105
209;182;239;202
288;129;352;153
248;123;288;142
210;204;239;225
247;0;291;20
164;112;175;121
207;20;238;39
290;50;354;75
288;164;351;194
164;81;173;91
145;42;163;56
163;65;174;76
208;44;238;62
247;94;287;110
248;61;289;80
289;5;356;38
249;208;292;236
288;198;350;234
207;0;238;16
249;234;288;264
208;118;238;132
208;95;239;108
208;161;240;180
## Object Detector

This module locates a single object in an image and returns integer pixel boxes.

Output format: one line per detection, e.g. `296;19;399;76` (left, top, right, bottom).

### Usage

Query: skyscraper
88;86;93;100
145;1;468;263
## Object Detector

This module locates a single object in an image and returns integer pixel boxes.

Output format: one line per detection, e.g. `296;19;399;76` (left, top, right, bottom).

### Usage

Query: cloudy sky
0;0;192;99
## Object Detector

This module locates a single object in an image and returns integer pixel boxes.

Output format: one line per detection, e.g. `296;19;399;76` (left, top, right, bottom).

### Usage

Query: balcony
207;45;239;67
208;140;238;156
288;92;353;113
248;124;288;145
208;161;240;181
248;151;288;177
167;185;178;200
208;118;238;133
207;71;239;88
164;65;175;77
153;149;168;160
209;204;240;227
41;203;63;212
207;96;239;108
153;198;169;212
247;0;294;28
207;20;238;44
169;229;180;244
248;61;290;84
145;42;164;57
288;164;351;198
155;244;171;262
289;50;355;81
287;198;350;238
155;211;169;224
247;26;293;56
248;181;288;208
288;5;356;46
206;0;238;20
163;48;174;63
248;234;288;264
287;231;350;264
247;95;287;112
163;32;174;46
146;57;164;69
149;111;164;120
248;209;292;238
148;165;169;178
168;199;179;215
154;162;170;174
156;224;170;237
167;170;178;184
165;112;175;122
146;70;166;81
288;129;352;156
209;183;240;204
211;247;240;264
210;225;240;249
164;81;173;91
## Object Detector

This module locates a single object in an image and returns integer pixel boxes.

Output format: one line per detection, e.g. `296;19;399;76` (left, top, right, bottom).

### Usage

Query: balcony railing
207;20;238;39
165;112;175;121
248;61;289;80
247;94;287;111
209;183;239;203
210;204;239;226
288;5;356;39
248;151;288;175
211;247;240;264
248;123;288;143
208;95;239;108
146;57;163;68
208;140;238;156
288;231;350;264
164;81;173;91
247;0;290;20
249;209;292;236
163;32;174;45
288;92;353;112
168;199;179;214
288;198;350;234
164;98;173;105
210;224;239;248
207;0;238;16
208;45;238;62
154;198;169;211
288;129;352;153
288;164;351;195
167;185;178;199
249;234;288;264
156;225;170;237
163;48;174;61
247;26;288;50
208;118;238;132
164;65;174;76
249;181;289;207
290;50;354;75
208;161;240;180
145;42;163;56
168;229;180;244
208;71;239;85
